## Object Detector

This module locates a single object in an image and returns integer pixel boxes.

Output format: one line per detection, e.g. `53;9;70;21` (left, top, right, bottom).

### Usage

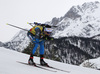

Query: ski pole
6;23;29;31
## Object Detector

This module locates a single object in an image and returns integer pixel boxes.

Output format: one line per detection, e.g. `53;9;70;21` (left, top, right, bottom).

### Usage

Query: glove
45;37;48;40
51;38;54;40
45;37;54;41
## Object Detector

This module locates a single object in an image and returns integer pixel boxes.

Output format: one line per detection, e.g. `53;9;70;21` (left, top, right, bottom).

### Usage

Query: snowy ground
0;47;100;74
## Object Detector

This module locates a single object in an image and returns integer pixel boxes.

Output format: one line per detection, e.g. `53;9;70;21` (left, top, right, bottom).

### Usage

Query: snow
80;57;100;69
0;47;100;74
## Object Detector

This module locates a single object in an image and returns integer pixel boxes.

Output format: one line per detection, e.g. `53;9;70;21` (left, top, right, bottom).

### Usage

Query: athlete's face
44;28;52;36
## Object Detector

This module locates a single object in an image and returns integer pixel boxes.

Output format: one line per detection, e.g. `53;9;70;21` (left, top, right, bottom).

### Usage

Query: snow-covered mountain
48;1;100;38
91;34;100;40
80;57;100;70
3;30;30;52
0;47;100;74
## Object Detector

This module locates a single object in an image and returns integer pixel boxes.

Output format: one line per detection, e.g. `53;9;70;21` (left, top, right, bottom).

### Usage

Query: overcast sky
0;0;99;42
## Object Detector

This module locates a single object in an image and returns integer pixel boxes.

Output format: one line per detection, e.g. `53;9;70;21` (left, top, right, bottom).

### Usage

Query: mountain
47;1;100;38
3;30;30;52
80;57;100;70
91;34;100;40
0;47;100;74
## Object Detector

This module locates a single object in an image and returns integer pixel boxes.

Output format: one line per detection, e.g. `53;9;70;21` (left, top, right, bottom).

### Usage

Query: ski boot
28;54;36;66
40;55;49;67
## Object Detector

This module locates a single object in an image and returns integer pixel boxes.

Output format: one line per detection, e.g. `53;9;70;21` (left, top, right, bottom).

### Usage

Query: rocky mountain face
47;1;100;38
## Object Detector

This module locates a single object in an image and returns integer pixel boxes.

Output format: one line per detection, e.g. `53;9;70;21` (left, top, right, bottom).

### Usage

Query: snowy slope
0;47;100;74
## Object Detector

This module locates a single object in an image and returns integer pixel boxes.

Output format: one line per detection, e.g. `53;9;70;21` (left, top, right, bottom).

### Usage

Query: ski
37;64;70;73
17;61;57;72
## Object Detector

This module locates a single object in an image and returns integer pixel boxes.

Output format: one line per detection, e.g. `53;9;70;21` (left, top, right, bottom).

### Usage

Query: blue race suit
27;27;44;55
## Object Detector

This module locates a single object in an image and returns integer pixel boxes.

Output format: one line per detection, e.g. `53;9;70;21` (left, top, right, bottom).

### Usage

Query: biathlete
27;22;54;66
